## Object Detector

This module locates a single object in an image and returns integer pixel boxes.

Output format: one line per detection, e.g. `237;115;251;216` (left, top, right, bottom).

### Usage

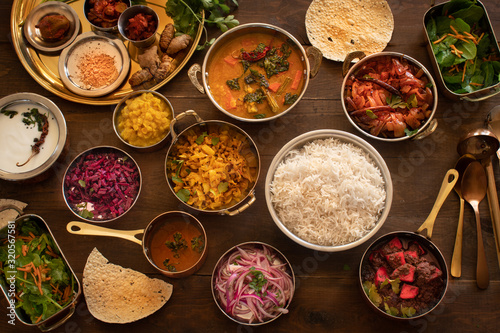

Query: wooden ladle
450;154;475;278
461;161;489;289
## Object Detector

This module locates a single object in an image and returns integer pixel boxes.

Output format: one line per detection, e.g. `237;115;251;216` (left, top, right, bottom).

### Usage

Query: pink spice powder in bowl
58;31;130;97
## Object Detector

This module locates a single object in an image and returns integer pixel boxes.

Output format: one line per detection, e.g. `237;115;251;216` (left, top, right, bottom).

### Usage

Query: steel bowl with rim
118;5;159;49
165;110;260;216
265;129;393;252
211;241;295;325
0;92;68;183
359;231;448;320
188;22;322;122
341;51;439;142
84;0;130;33
112;90;174;152
62;146;142;223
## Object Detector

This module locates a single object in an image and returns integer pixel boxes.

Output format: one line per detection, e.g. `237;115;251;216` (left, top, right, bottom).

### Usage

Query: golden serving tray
11;0;203;105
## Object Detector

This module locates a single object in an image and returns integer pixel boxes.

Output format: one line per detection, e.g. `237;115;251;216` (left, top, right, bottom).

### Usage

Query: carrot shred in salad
0;218;76;324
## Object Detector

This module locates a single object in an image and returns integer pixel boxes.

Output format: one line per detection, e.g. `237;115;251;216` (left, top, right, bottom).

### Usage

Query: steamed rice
270;138;386;246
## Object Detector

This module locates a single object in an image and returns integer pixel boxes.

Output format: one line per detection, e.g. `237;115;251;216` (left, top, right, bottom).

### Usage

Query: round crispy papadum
305;0;394;61
83;248;173;323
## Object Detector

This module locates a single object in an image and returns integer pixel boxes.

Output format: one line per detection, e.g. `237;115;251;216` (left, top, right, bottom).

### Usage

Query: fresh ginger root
166;34;192;55
137;45;160;72
129;69;153;86
159;23;175;53
154;55;173;81
129;24;190;87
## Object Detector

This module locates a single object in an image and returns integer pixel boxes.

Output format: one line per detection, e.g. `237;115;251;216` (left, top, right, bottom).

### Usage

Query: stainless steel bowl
84;0;130;33
118;5;159;49
265;129;393;252
341;51;439;142
62;146;142;223
0;93;68;182
188;23;321;122
211;241;295;325
359;231;448;320
113;90;174;152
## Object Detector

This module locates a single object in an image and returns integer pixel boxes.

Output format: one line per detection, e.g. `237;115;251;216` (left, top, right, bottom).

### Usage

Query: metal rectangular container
0;212;81;331
423;0;500;102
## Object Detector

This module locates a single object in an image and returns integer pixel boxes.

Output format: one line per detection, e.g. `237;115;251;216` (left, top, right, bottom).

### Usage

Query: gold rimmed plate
11;0;204;105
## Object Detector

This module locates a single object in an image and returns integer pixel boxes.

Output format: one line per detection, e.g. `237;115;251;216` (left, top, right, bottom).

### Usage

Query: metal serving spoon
450;154;475;278
461;161;489;289
458;128;500;269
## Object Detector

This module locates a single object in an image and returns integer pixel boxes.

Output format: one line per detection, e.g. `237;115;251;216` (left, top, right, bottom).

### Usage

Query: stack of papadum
305;0;394;61
83;248;173;324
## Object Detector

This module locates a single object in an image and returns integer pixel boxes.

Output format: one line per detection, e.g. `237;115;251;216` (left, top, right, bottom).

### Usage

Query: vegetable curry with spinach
207;31;306;119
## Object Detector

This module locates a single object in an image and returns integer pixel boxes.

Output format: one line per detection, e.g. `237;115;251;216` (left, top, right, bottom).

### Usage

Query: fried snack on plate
305;0;394;61
83;248;173;323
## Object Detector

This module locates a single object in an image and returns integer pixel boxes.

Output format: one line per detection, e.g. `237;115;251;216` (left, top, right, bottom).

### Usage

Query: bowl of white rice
265;129;393;252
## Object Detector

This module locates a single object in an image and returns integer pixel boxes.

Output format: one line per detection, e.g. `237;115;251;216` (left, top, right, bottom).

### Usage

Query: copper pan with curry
165;110;260;215
189;23;322;122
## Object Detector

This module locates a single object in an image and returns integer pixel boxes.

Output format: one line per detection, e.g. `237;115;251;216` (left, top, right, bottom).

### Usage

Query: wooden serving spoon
450;154;475;278
461;161;489;289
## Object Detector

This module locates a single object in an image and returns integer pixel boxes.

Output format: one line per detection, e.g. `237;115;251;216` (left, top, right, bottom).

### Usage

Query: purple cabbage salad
64;150;140;221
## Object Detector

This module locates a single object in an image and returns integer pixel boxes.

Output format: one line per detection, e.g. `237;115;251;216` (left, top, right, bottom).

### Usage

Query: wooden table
1;0;500;332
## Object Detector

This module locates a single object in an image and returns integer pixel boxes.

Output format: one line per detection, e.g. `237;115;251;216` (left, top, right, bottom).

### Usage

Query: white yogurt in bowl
0;93;67;181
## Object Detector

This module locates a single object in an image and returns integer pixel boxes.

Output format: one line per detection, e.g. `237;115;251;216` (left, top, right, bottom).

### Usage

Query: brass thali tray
11;0;203;105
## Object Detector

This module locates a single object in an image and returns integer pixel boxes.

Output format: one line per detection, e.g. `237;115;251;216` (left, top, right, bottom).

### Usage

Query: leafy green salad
0;218;77;324
426;0;500;94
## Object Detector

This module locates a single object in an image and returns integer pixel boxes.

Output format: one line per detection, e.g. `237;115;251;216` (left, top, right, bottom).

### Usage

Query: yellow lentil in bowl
114;90;174;150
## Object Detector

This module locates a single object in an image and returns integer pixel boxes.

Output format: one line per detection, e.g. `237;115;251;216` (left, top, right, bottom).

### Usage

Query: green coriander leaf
196;132;208;144
176;188;191;202
366;110;378;119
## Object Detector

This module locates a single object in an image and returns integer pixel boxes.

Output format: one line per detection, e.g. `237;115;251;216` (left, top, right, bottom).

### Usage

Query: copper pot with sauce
188;23;322;122
66;211;207;278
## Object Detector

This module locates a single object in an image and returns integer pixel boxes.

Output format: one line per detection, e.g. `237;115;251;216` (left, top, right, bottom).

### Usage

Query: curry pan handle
342;51;366;77
169;110;204;142
220;192;256;217
188;63;205;94
306;46;322;79
0;204;24;215
411;119;438;140
66;221;143;246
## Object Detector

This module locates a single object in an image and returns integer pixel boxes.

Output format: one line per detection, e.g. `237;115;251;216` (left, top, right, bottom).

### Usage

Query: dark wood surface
1;0;500;332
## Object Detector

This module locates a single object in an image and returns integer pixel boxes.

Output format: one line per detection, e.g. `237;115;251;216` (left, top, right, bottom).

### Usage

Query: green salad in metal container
425;0;500;94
